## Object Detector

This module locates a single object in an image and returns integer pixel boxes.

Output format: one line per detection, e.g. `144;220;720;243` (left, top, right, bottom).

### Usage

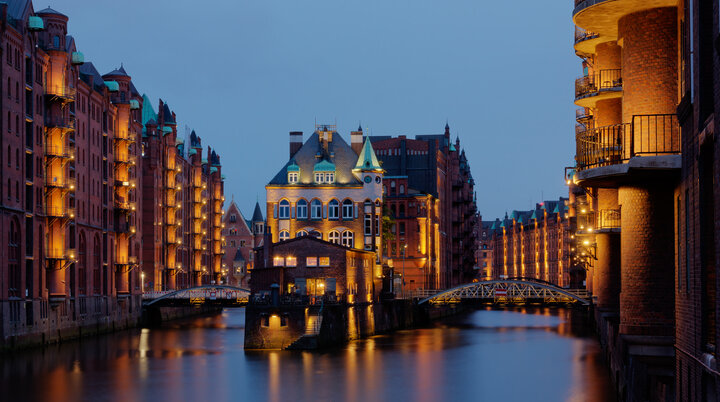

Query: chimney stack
351;125;364;155
289;131;303;157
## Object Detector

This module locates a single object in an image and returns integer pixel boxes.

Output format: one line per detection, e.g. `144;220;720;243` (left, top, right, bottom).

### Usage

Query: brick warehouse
370;124;478;291
571;0;720;399
0;2;225;348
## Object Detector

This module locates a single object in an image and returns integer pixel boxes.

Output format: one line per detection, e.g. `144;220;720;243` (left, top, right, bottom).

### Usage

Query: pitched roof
103;65;129;77
36;6;67;17
141;94;158;134
268;131;362;186
252;202;264;222
233;248;246;262
161;102;175;125
78;62;106;92
353;138;382;172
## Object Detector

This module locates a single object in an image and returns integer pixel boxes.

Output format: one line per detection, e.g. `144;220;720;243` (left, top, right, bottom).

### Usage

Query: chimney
351;125;363;155
289;131;303;157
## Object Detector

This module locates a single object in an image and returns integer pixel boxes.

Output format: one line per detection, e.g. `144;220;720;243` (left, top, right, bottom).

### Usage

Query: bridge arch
418;280;590;305
143;285;251;306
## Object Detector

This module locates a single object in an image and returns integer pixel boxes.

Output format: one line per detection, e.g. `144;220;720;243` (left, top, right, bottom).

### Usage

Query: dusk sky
55;0;578;219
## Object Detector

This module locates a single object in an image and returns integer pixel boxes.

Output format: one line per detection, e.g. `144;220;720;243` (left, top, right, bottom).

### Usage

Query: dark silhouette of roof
104;65;129;77
252;202;264;222
36;6;67;17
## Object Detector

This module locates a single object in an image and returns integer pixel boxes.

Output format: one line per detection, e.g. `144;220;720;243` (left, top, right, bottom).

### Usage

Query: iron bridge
417;280;590;306
142;285;251;307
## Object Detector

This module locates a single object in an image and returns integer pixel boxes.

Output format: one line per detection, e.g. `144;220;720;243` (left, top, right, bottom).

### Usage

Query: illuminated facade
0;2;224;348
370;125;478;290
475;217;493;280
222;200;264;287
488;198;573;287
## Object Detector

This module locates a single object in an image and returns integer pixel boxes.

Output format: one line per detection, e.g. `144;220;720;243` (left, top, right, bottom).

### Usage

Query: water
1;307;615;402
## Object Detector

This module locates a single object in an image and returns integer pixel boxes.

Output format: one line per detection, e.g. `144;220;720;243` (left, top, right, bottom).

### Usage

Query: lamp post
141;272;145;293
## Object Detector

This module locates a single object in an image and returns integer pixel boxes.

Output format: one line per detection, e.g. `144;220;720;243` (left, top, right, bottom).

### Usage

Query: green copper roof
189;148;197;156
104;81;119;92
141;94;157;125
28;16;44;31
449;143;457;152
490;221;496;230
517;215;524;224
210;166;218;174
353;138;382;172
553;204;560;213
530;210;537;220
313;159;336;172
510;211;517;220
129;99;140;110
162;126;173;134
71;51;84;65
286;161;300;172
500;221;505;228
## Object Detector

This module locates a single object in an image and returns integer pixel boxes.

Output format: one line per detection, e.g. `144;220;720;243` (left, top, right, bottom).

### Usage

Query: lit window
285;256;297;267
325;172;334;183
328;230;340;244
279;200;290;219
279;230;290;241
341;230;354;248
306;257;317;267
319;257;330;267
288;172;299;183
296;230;308;237
296;199;308;219
273;256;284;266
328;199;339;219
315;173;324;184
311;199;322;219
342;199;353;219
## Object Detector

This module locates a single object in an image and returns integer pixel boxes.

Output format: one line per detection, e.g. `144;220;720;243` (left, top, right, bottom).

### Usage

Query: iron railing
44;84;76;101
45;115;76;130
574;26;599;44
576;114;679;170
45;206;75;219
575;69;622;99
45;176;76;190
597;209;620;229
45;145;75;159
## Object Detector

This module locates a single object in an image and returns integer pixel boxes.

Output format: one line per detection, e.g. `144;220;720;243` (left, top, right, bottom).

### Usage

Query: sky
53;0;578;220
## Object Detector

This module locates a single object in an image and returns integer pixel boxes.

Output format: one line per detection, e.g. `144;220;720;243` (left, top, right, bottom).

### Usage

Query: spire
358;123;363;132
353;138;382;172
444;121;450;136
252;202;264;222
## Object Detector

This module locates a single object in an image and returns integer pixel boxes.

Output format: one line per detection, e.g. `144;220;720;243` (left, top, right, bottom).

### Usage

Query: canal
1;307;615;401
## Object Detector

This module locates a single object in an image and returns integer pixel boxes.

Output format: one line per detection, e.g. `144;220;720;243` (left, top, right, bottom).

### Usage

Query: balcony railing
574;26;599;44
597;209;620;229
45;176;76;190
576;114;680;170
575;69;622;99
44;84;76;101
114;200;136;211
45;145;75;160
45;206;76;219
45;115;76;130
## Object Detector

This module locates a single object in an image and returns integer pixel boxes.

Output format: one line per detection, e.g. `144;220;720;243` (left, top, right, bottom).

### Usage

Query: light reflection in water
1;307;615;402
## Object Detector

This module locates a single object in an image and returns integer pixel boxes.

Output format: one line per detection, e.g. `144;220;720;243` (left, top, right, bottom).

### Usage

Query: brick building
488;198;574;287
370;124;478;290
251;235;380;303
475;217;493;280
0;1;224;348
222;200;264;287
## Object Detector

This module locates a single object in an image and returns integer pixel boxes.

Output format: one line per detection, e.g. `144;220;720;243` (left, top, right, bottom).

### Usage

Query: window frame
278;199;290;219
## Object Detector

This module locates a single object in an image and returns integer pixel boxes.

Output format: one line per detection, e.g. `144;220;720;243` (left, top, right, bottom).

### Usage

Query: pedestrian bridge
142;285;251;307
417;279;590;306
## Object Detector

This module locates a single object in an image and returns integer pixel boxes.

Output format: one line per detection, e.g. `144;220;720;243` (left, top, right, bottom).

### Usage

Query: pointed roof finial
358;122;363;132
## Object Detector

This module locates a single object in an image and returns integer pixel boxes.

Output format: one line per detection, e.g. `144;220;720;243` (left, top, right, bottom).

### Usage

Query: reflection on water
1;307;614;402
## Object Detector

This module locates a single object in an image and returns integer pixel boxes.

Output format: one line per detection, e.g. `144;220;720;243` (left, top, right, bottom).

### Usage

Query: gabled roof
353;138;382;172
234;248;246;262
104;65;129;77
141;94;158;134
36;6;67;17
268;131;362;186
161;102;175;125
78;62;106;92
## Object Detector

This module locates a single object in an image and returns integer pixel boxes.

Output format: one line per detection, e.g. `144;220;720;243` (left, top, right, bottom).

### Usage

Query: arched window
309;230;322;239
8;219;20;297
328;230;340;244
279;230;290;242
296;230;308;237
311;199;322;219
79;232;87;295
328;199;339;219
278;199;290;219
400;184;405;195
296;199;308;219
341;231;354;248
342;199;353;219
53;35;60;48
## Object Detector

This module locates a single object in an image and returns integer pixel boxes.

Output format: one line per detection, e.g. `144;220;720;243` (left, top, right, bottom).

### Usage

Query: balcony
46;248;76;261
574;26;601;55
114;132;136;142
575;114;680;171
45;176;76;190
45;145;75;160
44;84;76;102
45;115;76;130
115;256;138;265
114;199;136;212
114;153;134;165
573;0;678;39
597;209;620;229
45;206;75;219
575;69;622;107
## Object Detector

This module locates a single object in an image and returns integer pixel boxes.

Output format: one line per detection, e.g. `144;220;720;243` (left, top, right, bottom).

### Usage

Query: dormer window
287;161;300;184
288;172;299;183
313;160;336;184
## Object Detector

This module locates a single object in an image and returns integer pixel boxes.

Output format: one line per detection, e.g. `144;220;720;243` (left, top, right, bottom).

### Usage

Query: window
311;199;322;219
296;199;307;219
342;199;353;219
341;231;354;248
364;214;372;236
229;214;236;223
306;257;317;267
399;204;405;217
273;256;285;266
288;172;299;183
278;199;290;219
240;240;246;247
328;230;340;244
314;172;324;184
53;35;60;48
279;230;290;242
328;199;339;219
296;230;308;237
319;257;330;267
400;184;405;195
324;172;335;183
399;222;406;235
285;256;297;267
